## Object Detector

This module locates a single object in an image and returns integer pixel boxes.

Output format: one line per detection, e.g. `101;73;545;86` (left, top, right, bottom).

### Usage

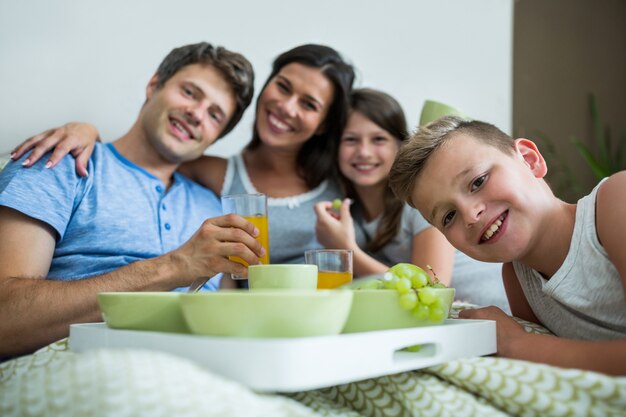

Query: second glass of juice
221;193;270;279
304;249;353;289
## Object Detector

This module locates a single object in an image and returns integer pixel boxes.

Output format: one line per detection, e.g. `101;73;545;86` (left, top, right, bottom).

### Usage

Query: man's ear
145;74;160;100
514;138;547;178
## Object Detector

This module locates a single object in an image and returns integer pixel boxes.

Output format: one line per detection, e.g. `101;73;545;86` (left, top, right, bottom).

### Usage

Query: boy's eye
471;174;487;191
182;87;195;98
443;210;456;227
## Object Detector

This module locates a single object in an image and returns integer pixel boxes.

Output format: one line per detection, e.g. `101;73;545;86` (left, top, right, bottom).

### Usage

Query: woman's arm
10;123;230;194
177;155;228;195
11;122;100;177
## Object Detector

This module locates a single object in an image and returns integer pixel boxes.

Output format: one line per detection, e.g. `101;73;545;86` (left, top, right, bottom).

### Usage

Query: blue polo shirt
0;143;222;290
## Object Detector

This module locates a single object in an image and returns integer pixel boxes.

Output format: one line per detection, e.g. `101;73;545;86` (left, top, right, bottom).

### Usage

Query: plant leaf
573;140;608;180
590;94;610;170
616;129;626;170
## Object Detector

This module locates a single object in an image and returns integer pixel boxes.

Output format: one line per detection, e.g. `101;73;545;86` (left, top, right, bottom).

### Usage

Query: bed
2;305;625;417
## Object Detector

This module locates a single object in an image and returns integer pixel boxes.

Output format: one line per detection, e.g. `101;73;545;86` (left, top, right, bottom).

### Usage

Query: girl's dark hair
342;88;408;252
246;44;355;188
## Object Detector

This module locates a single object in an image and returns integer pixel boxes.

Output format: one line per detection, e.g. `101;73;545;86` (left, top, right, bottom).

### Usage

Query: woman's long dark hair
246;44;355;189
341;88;408;252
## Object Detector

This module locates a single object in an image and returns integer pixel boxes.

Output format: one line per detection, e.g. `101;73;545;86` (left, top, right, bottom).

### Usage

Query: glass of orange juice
304;249;353;289
221;193;270;279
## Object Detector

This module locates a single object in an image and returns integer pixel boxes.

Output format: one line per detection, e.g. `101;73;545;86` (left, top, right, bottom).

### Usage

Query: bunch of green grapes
388;263;448;322
354;263;449;322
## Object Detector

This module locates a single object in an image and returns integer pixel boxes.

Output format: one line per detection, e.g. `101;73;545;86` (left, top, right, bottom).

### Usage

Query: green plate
97;292;189;333
180;290;353;338
342;288;455;333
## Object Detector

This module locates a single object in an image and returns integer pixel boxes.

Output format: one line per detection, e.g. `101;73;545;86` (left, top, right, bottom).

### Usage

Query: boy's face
411;133;548;263
141;63;236;164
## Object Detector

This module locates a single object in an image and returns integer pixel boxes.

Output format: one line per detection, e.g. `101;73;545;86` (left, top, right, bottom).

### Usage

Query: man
0;42;263;357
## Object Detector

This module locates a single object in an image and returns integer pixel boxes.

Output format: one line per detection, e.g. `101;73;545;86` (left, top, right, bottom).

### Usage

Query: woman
314;88;510;311
12;44;355;268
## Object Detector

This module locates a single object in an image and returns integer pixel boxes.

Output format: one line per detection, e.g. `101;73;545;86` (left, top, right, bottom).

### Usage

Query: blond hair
389;116;515;208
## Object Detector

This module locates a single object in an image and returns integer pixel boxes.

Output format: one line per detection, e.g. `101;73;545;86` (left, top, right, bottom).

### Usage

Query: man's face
412;134;549;263
141;63;236;164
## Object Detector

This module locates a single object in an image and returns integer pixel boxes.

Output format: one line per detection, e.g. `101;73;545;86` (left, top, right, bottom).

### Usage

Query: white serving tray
69;319;496;393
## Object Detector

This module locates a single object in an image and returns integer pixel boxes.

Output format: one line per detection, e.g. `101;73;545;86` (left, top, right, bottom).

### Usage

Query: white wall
0;0;512;156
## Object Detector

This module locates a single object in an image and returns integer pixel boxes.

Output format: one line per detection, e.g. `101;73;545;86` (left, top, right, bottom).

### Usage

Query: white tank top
512;180;626;340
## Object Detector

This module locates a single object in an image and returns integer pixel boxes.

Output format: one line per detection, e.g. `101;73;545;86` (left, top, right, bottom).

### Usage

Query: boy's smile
411;133;549;263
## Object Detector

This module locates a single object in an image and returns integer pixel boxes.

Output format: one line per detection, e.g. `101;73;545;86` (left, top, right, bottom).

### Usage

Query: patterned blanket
2;307;625;417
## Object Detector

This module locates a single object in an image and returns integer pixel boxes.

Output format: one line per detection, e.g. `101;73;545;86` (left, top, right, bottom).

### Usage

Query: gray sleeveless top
222;154;343;264
512;180;626;340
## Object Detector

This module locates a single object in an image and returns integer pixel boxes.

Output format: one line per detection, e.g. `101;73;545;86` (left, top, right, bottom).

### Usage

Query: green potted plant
573;94;626;181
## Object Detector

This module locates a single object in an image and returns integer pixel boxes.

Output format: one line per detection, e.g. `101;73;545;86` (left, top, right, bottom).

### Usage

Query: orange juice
229;214;270;266
317;270;352;289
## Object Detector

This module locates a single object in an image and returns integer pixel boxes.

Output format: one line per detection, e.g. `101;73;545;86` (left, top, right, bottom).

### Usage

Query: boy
389;116;626;375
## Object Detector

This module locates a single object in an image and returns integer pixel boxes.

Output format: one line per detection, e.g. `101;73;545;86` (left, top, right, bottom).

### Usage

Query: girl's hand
313;199;356;249
11;122;100;177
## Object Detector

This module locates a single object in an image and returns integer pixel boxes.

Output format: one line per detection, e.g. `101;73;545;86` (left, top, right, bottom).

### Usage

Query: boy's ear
514;138;547;178
145;74;160;99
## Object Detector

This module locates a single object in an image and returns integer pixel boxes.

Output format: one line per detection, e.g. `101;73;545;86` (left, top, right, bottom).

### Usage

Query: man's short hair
155;42;255;138
389;116;515;208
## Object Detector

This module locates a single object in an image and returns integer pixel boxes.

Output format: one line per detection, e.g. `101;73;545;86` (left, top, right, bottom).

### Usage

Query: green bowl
97;292;189;333
342;288;455;333
180;290;353;338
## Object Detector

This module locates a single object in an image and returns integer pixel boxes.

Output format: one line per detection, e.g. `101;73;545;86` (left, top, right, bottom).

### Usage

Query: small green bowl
180;290;353;338
97;292;189;333
342;288;455;333
248;264;318;289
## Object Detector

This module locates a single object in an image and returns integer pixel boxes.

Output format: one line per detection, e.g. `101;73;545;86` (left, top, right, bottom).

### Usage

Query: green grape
404;345;422;352
411;303;429;320
379;263;452;325
396;278;412;294
398;291;418;310
418;287;438;305
388;263;415;279
331;199;342;210
382;272;399;289
428;303;447;322
410;273;428;289
389;263;431;287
